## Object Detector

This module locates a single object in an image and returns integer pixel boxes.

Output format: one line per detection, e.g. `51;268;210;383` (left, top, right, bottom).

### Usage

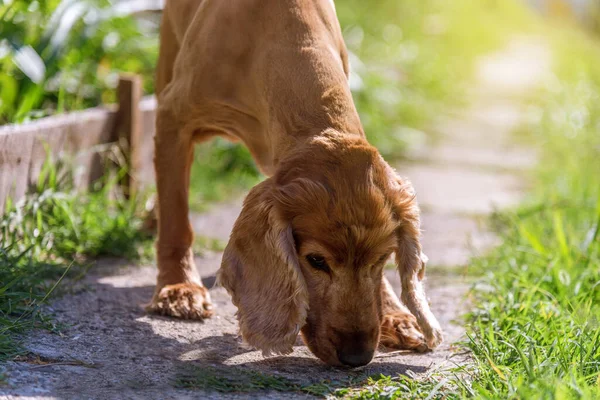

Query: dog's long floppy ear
385;168;443;350
218;178;308;356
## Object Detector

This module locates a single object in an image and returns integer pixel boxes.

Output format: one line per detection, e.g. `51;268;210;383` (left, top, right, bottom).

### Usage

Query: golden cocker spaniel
148;0;443;367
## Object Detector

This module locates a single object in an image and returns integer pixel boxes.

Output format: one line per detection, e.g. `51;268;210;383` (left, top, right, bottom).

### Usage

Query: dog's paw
424;324;444;349
147;283;213;320
379;311;428;353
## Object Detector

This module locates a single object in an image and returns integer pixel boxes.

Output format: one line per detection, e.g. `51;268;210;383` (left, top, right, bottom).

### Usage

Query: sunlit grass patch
335;373;468;400
1;152;155;262
174;369;468;399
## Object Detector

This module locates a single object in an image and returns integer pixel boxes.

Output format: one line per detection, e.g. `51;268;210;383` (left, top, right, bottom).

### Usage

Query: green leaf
0;73;18;114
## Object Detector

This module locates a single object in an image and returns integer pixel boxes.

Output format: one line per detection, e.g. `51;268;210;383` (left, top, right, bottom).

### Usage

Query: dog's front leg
379;277;427;352
147;108;213;320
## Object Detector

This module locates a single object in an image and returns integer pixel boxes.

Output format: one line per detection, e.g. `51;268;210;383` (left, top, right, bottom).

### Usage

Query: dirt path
1;38;549;399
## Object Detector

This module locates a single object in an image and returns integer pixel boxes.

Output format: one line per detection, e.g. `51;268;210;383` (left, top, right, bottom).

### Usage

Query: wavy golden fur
148;0;442;367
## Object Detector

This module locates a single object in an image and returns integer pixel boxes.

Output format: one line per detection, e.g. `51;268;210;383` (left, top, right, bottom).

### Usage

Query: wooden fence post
114;74;143;197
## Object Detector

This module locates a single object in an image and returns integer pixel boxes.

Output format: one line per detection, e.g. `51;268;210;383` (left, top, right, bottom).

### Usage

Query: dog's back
158;0;340;93
156;0;362;174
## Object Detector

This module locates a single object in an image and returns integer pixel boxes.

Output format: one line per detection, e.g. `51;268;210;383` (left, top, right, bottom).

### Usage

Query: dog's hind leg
146;106;213;320
379;277;428;352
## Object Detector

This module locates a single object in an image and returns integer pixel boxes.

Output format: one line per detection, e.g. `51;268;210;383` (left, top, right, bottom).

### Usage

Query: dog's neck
267;83;367;172
273;128;381;188
271;127;365;176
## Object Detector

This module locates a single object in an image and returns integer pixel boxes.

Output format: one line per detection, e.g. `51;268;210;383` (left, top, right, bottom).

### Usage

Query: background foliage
0;0;157;124
0;0;531;209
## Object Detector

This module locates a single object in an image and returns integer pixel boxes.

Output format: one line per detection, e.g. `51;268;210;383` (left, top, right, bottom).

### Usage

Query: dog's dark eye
306;254;329;272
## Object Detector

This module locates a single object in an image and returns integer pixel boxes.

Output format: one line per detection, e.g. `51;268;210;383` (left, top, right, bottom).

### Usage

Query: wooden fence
0;75;156;211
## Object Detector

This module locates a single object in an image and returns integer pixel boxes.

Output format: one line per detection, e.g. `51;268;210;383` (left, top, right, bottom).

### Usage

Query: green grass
1;152;154;261
175;365;398;398
0;252;75;361
175;365;314;394
0;150;154;361
175;367;471;399
336;373;468;400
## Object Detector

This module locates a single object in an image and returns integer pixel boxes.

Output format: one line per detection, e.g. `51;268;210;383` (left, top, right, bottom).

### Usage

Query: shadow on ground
3;261;441;399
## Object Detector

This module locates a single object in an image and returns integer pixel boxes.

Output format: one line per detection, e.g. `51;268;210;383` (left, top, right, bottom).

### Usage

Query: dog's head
218;131;424;366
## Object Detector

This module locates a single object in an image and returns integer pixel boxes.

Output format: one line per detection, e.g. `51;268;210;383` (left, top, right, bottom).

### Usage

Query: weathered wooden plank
0;95;157;212
27;107;118;191
0;130;35;211
0;106;116;211
114;75;143;196
138;96;157;188
61;109;118;188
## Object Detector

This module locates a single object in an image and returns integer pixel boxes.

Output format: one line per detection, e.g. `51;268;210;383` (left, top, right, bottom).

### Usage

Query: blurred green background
1;0;598;209
0;0;555;207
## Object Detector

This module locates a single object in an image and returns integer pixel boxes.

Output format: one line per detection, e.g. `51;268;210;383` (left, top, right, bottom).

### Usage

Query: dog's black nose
337;348;374;367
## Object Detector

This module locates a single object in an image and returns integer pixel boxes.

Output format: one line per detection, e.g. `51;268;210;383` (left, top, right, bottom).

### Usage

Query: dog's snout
333;328;377;367
337;347;374;367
